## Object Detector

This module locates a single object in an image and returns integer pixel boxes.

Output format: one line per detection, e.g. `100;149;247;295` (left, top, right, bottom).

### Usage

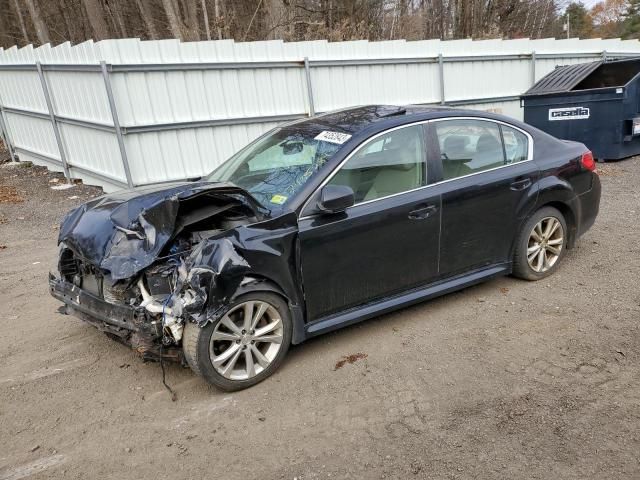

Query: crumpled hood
58;181;264;280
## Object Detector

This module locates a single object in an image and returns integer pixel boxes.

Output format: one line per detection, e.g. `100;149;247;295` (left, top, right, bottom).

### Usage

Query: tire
512;206;568;281
183;292;292;391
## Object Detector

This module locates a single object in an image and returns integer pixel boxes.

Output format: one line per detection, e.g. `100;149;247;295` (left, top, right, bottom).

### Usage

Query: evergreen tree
623;0;640;39
562;2;594;38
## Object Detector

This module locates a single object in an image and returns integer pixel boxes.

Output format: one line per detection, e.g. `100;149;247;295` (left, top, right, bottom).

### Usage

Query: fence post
36;61;71;181
0;88;16;162
438;53;445;105
303;57;315;116
0;104;17;163
602;50;608;62
530;50;537;86
100;61;133;188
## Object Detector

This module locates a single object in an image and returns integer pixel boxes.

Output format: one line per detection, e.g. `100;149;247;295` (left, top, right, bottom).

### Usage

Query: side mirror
318;185;355;214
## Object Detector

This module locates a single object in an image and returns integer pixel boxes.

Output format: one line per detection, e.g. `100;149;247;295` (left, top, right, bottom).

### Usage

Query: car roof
282;104;524;137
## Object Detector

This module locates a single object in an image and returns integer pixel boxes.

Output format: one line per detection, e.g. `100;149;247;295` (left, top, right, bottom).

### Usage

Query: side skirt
302;263;510;340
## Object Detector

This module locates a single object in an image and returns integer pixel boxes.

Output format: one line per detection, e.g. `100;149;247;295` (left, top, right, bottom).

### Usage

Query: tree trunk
82;0;111;40
106;0;128;37
213;0;223;39
12;0;30;44
201;0;211;40
162;0;185;39
135;0;159;39
182;0;200;40
219;0;229;38
265;0;287;39
56;0;78;44
24;0;50;44
0;4;10;46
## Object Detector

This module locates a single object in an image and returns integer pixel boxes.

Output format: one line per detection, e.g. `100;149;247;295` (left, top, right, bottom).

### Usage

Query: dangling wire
160;298;177;402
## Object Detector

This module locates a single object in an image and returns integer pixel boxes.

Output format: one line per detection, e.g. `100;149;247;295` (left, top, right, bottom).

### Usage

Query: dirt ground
0;156;639;480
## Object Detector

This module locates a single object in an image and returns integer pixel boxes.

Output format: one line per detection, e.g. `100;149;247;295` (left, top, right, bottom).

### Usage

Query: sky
556;0;607;12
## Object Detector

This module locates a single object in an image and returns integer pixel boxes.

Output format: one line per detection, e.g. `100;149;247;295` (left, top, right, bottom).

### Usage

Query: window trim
299;116;534;220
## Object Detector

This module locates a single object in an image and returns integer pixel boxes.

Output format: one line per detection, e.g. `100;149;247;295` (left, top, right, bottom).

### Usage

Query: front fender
231;276;306;345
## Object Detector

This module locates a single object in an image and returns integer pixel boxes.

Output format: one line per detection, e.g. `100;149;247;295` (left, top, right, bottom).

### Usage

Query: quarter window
327;125;426;203
435;119;504;180
501;125;529;164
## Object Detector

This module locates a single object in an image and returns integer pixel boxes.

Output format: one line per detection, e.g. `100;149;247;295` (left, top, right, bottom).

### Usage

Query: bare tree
201;0;211;40
162;0;200;41
0;5;8;43
182;0;201;40
11;0;30;44
24;0;50;44
0;0;605;49
135;0;160;39
82;0;111;39
162;0;184;39
213;0;223;39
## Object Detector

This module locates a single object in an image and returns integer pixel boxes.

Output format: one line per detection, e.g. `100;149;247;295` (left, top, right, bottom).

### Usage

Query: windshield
207;126;347;209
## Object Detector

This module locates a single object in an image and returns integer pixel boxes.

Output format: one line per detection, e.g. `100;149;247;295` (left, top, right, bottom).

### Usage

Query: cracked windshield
208;127;348;208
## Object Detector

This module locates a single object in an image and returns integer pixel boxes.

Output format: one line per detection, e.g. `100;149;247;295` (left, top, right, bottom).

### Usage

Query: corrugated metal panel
4;112;58;158
1;37;640;192
59;123;126;182
443;58;530;102
124;121;279;183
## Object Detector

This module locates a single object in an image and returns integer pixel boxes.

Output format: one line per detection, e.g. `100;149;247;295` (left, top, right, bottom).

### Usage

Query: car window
327;125;426;204
208;127;344;209
501;125;529;164
435;119;505;180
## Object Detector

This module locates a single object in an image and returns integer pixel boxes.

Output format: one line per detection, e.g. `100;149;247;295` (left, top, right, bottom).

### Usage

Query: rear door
429;118;539;277
298;124;441;322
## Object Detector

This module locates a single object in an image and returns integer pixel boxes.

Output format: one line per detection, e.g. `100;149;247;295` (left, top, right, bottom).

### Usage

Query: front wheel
182;292;292;391
512;206;568;281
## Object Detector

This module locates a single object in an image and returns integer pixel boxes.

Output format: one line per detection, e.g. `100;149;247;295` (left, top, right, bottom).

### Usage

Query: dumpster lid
523;60;602;97
523;57;640;97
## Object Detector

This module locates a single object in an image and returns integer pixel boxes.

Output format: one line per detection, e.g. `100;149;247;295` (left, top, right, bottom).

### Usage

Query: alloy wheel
527;216;564;273
209;300;284;381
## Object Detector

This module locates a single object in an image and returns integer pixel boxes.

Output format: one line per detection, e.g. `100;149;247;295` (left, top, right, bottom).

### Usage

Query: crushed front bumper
49;273;153;335
49;274;183;362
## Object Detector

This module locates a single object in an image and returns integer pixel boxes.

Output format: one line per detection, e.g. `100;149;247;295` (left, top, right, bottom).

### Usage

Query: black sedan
50;105;601;391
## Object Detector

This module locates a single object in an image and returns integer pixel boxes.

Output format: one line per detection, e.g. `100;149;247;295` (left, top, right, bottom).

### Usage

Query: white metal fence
1;37;639;192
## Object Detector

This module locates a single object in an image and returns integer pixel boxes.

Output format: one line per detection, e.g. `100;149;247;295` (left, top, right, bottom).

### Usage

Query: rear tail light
580;151;596;171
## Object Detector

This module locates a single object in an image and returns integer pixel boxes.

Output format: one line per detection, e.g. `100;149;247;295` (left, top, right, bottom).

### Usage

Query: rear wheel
513;206;567;281
183;292;292;391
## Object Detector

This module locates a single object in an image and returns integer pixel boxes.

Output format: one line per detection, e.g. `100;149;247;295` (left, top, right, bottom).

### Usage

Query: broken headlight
53;243;75;278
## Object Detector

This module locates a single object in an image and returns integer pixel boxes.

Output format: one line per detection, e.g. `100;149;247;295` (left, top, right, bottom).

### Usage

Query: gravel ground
0;156;639;480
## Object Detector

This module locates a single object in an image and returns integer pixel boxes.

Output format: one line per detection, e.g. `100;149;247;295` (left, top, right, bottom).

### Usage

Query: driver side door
297;124;441;322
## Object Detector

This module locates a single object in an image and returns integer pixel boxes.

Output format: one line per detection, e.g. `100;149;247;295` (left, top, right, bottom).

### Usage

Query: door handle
408;204;438;220
510;177;532;191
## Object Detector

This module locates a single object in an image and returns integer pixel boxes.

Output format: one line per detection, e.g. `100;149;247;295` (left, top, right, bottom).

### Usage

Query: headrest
443;135;469;159
476;133;501;153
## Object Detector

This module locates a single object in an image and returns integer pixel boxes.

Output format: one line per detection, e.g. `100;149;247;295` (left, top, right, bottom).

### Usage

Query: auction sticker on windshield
314;131;352;144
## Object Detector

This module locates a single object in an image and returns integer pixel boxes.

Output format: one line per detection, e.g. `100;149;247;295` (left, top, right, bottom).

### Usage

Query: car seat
441;135;472;179
363;130;422;201
468;133;503;170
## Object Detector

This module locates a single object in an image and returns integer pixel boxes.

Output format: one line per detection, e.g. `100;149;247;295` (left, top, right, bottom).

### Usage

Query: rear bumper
576;172;601;238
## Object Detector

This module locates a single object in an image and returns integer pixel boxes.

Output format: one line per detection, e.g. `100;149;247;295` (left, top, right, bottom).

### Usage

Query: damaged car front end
50;181;289;365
